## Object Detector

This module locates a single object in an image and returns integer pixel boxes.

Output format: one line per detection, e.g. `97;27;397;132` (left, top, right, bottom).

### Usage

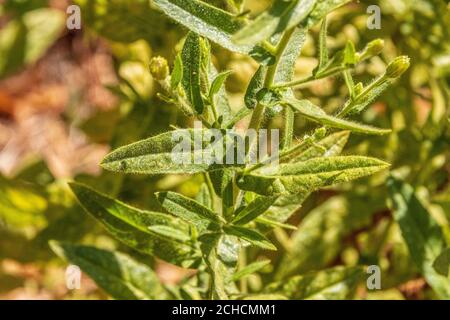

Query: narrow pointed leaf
196;183;212;210
50;241;166;300
69;183;198;267
233;196;279;225
231;260;271;281
156;191;221;233
233;0;316;46
238;156;390;196
305;0;352;28
182;33;205;114
170;54;183;90
294;130;350;161
101;129;241;175
153;0;252;53
245;66;266;109
284;98;391;135
224;225;277;251
318;17;329;71
210;70;232;98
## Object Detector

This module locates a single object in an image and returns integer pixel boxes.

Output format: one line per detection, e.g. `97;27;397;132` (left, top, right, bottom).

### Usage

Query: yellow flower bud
149;56;169;80
386;56;410;78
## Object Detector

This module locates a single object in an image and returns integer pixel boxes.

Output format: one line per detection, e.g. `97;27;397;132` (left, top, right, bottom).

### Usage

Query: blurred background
0;0;449;299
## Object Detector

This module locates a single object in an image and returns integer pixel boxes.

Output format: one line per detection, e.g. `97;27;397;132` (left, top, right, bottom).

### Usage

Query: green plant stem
204;173;216;211
272;66;349;89
232;28;298;291
337;74;387;117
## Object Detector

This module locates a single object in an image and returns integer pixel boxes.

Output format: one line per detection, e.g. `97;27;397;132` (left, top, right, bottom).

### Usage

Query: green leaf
232;196;279;225
433;248;450;277
199;233;240;299
231;260;271;281
224;225;277;251
232;0;316;46
147;225;191;242
156;191;221;233
196;183;212;210
266;266;363;300
317;17;329;71
284;98;391;135
305;0;352;27
389;178;450;299
238;156;390;196
170;54;183;90
275;28;308;84
245;66;266;109
101;129;241;175
153;0;252;53
293;130;350;162
50;241;166;300
69;183;198;267
208;63;233;126
182;32;205;114
210;70;232;98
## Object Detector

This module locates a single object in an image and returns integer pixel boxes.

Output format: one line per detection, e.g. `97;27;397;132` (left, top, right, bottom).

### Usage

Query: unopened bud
358;39;384;61
385;56;410;78
149;56;169;80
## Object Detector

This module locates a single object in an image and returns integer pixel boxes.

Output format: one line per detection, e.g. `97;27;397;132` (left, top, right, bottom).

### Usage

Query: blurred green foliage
0;0;448;300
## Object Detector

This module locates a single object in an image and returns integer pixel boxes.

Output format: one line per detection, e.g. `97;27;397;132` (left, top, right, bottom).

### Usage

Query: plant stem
337;74;387;117
272;66;350;89
204;173;216;211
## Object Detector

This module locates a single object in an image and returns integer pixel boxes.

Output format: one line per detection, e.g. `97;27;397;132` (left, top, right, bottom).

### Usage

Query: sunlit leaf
69;183;199;267
50;241;166;300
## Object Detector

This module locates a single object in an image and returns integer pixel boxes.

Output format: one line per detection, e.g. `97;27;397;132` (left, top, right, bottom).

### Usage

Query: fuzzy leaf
294;130;350;162
231;260;271;281
208;64;233;124
182;33;205;114
232;0;316;46
232;196;279;225
317;17;329;71
305;0;352;27
266;266;363;300
156;191;221;233
224;225;277;251
210;70;232;98
238;156;389;196
69;183;198;267
284;98;391;135
101;129;241;175
50;241;166;300
195;183;212;210
153;0;252;53
245;66;266;109
389;178;450;299
170;54;183;90
274;27;308;86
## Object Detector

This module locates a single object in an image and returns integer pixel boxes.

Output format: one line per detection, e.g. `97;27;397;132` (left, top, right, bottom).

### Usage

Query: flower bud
358;39;384;61
385;56;410;78
149;56;169;80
